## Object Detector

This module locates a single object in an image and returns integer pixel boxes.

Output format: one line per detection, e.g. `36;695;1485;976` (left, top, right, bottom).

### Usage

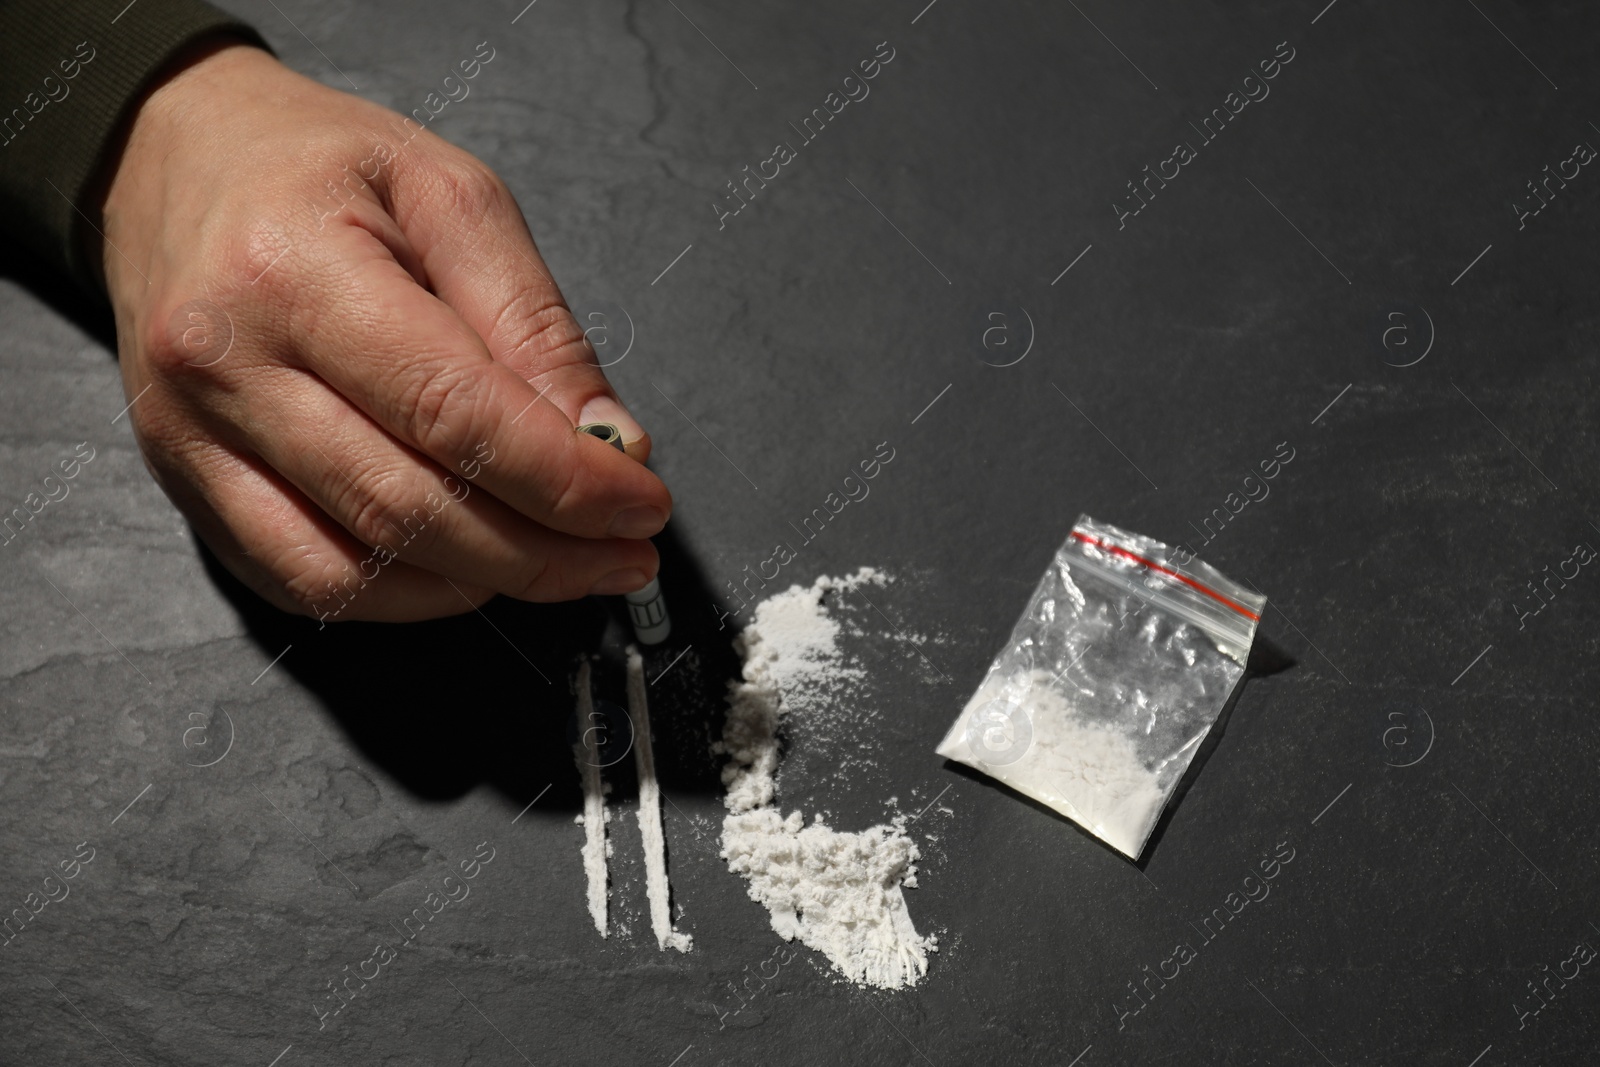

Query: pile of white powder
716;569;937;990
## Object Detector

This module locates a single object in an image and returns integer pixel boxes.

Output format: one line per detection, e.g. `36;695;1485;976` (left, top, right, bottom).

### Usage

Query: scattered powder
716;569;936;990
743;572;890;790
941;668;1167;857
572;660;608;937
626;645;693;953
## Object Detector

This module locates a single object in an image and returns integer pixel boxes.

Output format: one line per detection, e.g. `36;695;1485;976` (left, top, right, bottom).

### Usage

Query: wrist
133;38;281;137
91;39;280;294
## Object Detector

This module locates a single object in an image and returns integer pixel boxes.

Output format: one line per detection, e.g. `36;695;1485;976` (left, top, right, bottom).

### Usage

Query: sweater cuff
0;0;272;295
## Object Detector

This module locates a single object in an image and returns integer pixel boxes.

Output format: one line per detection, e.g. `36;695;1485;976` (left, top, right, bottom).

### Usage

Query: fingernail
578;395;645;447
591;568;649;596
608;505;666;539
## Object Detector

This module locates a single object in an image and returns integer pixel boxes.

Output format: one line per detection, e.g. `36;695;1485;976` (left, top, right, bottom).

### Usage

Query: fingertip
578;394;646;452
516;534;658;603
608;504;667;539
590;568;651;596
609;535;660;585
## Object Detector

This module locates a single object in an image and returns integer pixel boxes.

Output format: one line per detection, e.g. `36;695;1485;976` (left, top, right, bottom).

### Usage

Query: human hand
95;41;670;623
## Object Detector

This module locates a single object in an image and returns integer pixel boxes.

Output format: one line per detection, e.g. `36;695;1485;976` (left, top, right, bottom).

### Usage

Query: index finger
267;219;671;541
383;152;654;462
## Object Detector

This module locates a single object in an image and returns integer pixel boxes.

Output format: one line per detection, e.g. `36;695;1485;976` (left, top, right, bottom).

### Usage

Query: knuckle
143;298;238;380
141;336;193;382
437;159;509;220
518;551;606;603
254;536;345;619
403;361;490;459
272;545;377;623
493;284;585;362
513;554;558;601
276;560;333;618
539;444;587;524
341;468;444;557
225;210;301;295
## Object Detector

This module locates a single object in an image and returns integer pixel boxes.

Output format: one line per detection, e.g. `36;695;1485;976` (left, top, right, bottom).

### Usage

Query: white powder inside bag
938;668;1170;858
717;569;936;989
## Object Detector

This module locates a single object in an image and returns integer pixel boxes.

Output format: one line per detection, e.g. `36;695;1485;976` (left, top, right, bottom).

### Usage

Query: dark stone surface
3;1;1598;1064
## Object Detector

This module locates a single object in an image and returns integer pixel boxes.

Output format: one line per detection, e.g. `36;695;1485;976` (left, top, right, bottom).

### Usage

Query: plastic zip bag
936;515;1265;859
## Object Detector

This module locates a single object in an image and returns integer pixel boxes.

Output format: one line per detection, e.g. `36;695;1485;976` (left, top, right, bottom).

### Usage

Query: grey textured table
3;1;1598;1065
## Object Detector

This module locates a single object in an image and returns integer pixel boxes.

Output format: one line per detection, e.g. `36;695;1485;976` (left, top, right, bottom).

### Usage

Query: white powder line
627;646;693;953
573;660;607;936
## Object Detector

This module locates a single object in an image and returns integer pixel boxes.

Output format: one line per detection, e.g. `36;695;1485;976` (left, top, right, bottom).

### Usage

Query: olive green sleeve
0;0;271;295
